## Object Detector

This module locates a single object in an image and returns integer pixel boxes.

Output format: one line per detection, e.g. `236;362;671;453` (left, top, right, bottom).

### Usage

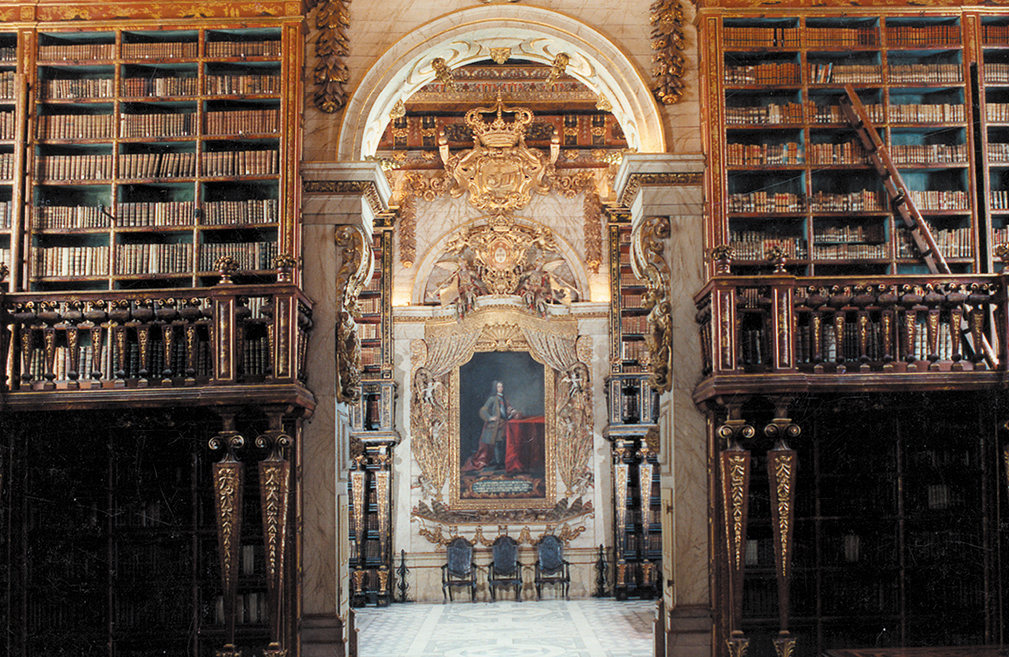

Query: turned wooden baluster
765;402;801;657
806;288;827;373
181;298;203;384
83;300;107;385
852;287;875;372
901;286;924;370
969;285;990;370
718;402;754;657
12;303;37;386
924;285;944;370
133;299;155;384
155;299;179;382
109;299;131;382
63;301;83;387
209;416;245;657
256;416;293;657
879;285;898;371
38;301;58;388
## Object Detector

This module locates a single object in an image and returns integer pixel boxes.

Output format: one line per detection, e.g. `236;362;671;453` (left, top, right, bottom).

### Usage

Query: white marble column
614;154;710;657
299;162;390;657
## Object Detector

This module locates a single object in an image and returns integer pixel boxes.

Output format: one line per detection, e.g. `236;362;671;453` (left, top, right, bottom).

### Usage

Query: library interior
3;1;1009;656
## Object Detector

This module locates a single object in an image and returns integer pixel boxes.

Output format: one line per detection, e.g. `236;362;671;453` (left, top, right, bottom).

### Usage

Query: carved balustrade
0;284;312;393
695;272;1009;399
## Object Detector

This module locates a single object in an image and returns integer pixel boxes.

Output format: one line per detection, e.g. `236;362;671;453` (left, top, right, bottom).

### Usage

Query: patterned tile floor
356;598;656;657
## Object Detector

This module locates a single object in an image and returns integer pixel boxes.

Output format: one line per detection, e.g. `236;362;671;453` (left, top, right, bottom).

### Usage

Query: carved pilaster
209;422;245;657
717;402;754;646
632;216;672;392
257;420;293;657
335;225;372;403
764;400;801;644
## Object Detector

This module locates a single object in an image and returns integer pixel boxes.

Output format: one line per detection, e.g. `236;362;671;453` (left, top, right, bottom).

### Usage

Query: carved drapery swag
335;225;374;403
632;216;673;392
307;0;351;113
410;306;594;498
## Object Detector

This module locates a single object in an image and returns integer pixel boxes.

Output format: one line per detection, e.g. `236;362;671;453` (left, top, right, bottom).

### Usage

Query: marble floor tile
357;599;656;657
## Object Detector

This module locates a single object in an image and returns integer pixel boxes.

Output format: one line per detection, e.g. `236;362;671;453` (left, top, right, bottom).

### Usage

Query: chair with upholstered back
488;535;523;602
441;536;477;602
535;534;571;600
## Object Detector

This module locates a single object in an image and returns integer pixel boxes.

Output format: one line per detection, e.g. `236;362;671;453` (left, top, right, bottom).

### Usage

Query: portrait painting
449;349;555;510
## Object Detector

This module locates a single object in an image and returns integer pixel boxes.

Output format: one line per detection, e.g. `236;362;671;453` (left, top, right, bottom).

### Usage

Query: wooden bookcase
608;220;649;375
24;23;296;291
735;395;997;657
704;12;985;276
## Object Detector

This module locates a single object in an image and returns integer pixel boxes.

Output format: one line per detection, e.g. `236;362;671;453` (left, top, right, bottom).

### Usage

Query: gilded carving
632;216;673;391
556;361;594;496
209;429;245;655
650;0;687;104
413;496;591;526
545;53;570;87
335;226;373;403
772;636;797;657
307;0;350;113
302;180;385;218
726;637;750;657
432;57;456;90
350;470;366;554
722;453;749;569
619;172;702;208
439;98;559;215
490;48;512;64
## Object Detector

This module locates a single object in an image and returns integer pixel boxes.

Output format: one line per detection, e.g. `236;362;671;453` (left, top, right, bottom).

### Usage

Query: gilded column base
215;646;242;657
726;635;749;657
773;635;797;657
263;643;288;657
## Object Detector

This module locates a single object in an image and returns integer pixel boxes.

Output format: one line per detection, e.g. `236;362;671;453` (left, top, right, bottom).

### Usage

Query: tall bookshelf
26;25;293;291
609;220;649;374
709;13;980;276
0;31;20;290
737;396;996;657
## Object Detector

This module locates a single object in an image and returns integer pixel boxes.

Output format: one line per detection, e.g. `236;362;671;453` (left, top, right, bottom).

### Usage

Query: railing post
710;246;738;375
766;265;796;372
212;257;240;384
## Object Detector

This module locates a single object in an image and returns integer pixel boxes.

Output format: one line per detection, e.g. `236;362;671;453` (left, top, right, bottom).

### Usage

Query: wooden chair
488;535;523;602
534;534;571;600
441;537;477;602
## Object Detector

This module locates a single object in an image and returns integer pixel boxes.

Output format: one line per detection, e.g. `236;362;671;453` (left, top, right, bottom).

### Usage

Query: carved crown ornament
439;97;560;216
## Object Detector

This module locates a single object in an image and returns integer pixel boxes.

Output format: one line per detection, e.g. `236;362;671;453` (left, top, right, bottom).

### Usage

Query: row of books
38;42;116;62
814;223;885;243
121;76;199;98
115;243;193;275
205;74;281;95
357;296;382;314
728;235;808;260
620;293;646;310
809;63;883;84
989;190;1009;210
40;77;115;100
620;270;644;285
20;336;214;382
36;154;115;180
120;112;195;139
205;109;279;135
985;62;1009;84
121;41;199;60
203;199;279;225
621;340;648;363
808;141;869;165
197;240;278;271
809;102;884;124
808;189;883;211
0;110;13;139
0;151;12;178
202;149;278;176
37;113;116;140
896;225;972;258
907;189;969;210
986;103;1009;122
33;245;111;277
809;27;880;47
621;314;649;335
356;322;380;340
988;142;1009;162
793;314;956;364
887;103;965;123
37;110;278;140
726;142;803;165
891;143;967;164
724;62;801;85
723;26;801;49
725;102;803;125
728;191;804;213
813;243;889;259
359;346;381;367
212;592;269;625
206;40;282;58
244;337;271;377
34;204;111;229
119;151;197;178
0;71;12;101
889;63;962;84
885;24;961;47
38;39;281;62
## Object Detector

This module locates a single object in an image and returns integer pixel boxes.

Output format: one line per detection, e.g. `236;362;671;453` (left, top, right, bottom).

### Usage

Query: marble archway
336;4;666;161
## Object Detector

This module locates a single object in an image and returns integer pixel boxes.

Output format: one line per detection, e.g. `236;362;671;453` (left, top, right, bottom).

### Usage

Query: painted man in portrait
462;379;521;471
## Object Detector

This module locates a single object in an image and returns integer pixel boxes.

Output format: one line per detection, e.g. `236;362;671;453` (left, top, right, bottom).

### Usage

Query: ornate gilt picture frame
449;348;556;511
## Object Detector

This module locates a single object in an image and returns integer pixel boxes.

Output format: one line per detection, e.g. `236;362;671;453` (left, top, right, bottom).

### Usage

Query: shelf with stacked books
25;25;291;292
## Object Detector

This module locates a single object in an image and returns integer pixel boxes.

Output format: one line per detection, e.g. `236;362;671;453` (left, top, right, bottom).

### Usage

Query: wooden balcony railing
694;270;1009;401
0;283;313;402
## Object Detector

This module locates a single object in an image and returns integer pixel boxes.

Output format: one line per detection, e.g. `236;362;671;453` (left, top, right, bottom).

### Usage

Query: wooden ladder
839;84;995;366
